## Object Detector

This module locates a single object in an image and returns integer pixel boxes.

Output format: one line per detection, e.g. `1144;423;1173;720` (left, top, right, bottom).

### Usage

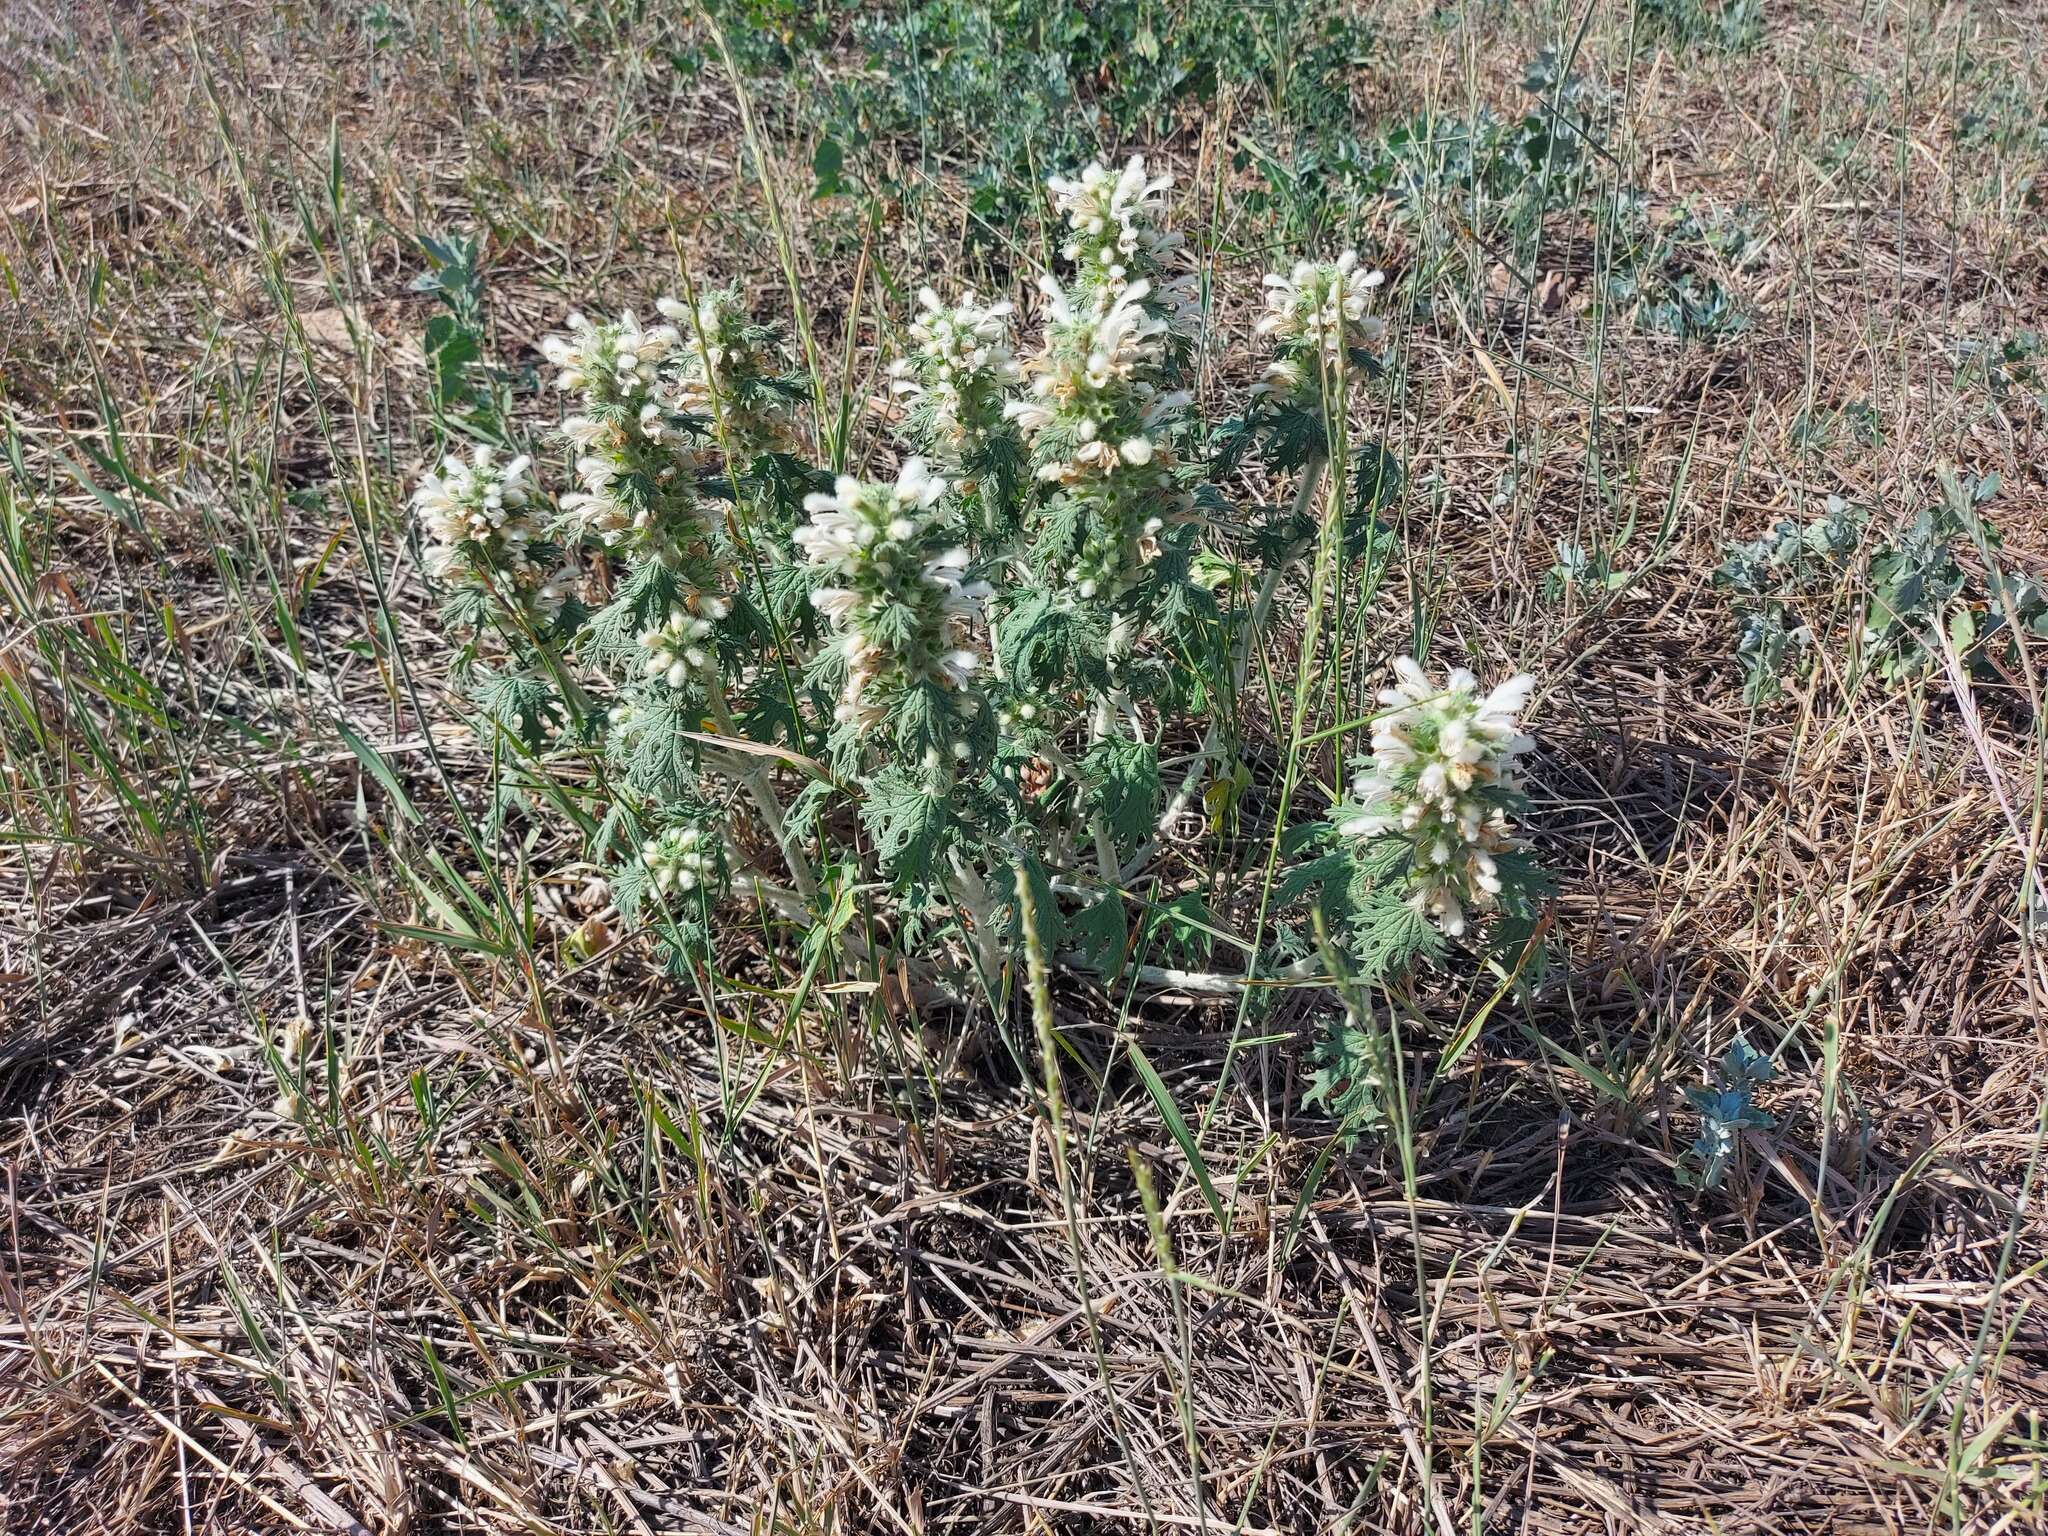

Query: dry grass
3;0;2046;1532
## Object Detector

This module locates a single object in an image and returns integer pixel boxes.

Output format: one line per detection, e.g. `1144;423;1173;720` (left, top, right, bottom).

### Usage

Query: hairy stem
1084;606;1139;883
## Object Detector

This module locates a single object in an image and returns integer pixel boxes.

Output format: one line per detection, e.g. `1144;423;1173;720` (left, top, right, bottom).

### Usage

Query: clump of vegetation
1599;193;1759;341
9;0;2047;1530
1716;472;2048;699
410;160;1546;1002
1860;469;2048;684
1677;1033;1777;1189
1713;495;1864;702
1633;0;1765;51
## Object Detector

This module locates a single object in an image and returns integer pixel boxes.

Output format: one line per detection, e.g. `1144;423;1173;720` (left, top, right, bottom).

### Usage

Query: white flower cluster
555;442;697;550
638;594;730;690
795;458;988;729
1339;658;1535;937
661;289;797;460
412;446;536;570
887;287;1020;459
1047;156;1190;313
1007;279;1185;479
540;290;799;556
542;309;684;406
640;824;724;899
1256;251;1386;406
1008;269;1193;596
399;162;1556;981
542;308;708;554
411;446;567;616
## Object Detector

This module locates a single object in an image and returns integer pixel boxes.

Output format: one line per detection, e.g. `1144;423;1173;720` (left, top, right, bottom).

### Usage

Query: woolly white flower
557;452;632;541
541;310;682;407
1007;278;1184;486
1339;659;1535;936
637;595;730;690
887;287;1020;456
918;546;991;690
1257;251;1386;403
521;564;576;625
795;459;989;726
905;287;1016;384
410;445;559;597
560;413;618;452
1048;157;1176;279
539;313;599;394
640;825;724;899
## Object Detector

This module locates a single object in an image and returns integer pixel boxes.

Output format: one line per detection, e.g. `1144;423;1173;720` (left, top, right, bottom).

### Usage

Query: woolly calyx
639;824;726;901
637;594;731;691
556;440;708;557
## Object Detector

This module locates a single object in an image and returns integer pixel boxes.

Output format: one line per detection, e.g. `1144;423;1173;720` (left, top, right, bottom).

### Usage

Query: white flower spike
1340;659;1535;936
886;288;1021;459
795;459;990;729
411;445;568;617
1256;250;1387;405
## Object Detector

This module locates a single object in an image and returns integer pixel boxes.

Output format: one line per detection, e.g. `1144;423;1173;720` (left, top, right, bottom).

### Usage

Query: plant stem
1084;607;1138;883
1139;450;1329;876
1061;952;1324;995
706;681;819;902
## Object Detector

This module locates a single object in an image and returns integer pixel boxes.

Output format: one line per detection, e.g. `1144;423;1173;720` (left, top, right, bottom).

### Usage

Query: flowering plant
1256;250;1387;411
796;458;989;740
887;288;1024;536
406;162;1545;997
